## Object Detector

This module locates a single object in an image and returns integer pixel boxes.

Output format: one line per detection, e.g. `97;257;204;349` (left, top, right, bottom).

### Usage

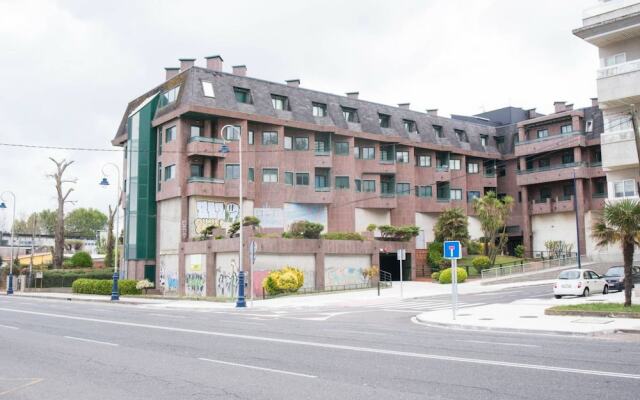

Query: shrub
262;266;304;295
428;241;443;270
467;240;483;255
378;225;420;241
438;259;451;270
228;221;241;237
361;265;380;282
471;255;492;270
72;278;141;295
289;221;324;239
243;216;261;226
41;269;113;288
515;244;525;258
119;279;142;295
438;267;468;284
431;271;440;280
366;224;377;232
136;279;155;294
322;232;364;241
69;251;93;268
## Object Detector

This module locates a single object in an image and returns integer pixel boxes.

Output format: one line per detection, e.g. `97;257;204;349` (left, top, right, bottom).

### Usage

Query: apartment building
113;56;604;297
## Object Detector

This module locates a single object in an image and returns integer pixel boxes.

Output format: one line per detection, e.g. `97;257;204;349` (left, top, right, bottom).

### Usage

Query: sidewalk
416;291;640;336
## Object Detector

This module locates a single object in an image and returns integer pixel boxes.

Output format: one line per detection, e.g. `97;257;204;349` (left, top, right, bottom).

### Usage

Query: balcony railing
436;197;450;203
592;192;607;198
436;165;449;172
315;186;330;192
188;176;224;184
598;59;640;79
515;131;585;146
381;192;396;198
314;148;331;156
188;136;225;144
484;171;496;177
589;161;602;167
517;161;586;175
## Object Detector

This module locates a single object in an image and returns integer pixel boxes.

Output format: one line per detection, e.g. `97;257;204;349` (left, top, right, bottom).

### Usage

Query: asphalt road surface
0;285;638;400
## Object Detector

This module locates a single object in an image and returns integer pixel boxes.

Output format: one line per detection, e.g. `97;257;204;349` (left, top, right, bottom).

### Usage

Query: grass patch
549;303;640;313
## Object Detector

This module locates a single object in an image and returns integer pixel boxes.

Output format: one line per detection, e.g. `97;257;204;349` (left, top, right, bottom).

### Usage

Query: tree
47;158;75;268
104;205;117;270
65;208;108;238
473;192;514;265
433;207;470;245
591;199;640;307
12;209;57;236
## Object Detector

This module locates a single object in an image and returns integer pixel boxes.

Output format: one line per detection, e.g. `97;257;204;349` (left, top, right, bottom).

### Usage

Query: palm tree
473;192;514;264
434;207;470;246
592;199;640;307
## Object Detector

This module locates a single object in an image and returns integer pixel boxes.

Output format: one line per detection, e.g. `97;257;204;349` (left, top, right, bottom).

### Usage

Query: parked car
553;269;608;298
602;266;640;292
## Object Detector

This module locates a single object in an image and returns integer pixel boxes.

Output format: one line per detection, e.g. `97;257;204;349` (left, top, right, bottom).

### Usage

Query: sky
0;0;599;228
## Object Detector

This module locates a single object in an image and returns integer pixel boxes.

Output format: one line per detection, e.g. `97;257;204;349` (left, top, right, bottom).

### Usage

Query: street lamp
572;169;582;269
220;124;247;308
0;191;16;295
100;163;121;301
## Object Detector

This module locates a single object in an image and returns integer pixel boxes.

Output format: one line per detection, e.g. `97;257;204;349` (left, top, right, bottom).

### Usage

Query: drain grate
478;317;494;321
457;313;471;316
520;315;538;319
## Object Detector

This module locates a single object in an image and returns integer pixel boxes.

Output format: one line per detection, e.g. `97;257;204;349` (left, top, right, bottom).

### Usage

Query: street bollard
236;271;247;308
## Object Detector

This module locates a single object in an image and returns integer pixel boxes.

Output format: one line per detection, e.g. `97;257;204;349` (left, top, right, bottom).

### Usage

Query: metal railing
517;161;586;175
188;136;225;144
481;253;586;280
515;131;585;146
188;176;224;184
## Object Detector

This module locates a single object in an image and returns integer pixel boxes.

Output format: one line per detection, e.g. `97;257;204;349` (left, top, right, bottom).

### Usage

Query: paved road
0;285;638;400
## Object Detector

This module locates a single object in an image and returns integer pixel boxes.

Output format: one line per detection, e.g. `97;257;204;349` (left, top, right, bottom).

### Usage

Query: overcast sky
0;0;599;228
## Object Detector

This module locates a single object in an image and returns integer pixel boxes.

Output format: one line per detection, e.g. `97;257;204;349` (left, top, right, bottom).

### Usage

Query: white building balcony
600;128;640;170
597;59;640;107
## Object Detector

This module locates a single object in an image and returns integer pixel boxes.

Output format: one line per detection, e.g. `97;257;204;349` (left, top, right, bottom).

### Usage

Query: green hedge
39;269;114;288
72;279;142;295
438;267;468;284
321;232;364;241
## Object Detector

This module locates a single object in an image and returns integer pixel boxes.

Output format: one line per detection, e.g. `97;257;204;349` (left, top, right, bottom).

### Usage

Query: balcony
187;136;226;157
601;129;639;170
357;158;396;174
516;162;592;185
186;176;226;197
597;59;640;107
515;131;586;157
356;192;396;209
529;196;574;215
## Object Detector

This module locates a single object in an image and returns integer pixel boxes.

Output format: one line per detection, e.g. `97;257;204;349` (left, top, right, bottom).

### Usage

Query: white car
553;269;609;298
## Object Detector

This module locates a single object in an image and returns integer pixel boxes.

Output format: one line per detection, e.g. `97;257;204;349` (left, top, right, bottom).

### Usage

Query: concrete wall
355;208;390;233
468;216;483;240
415;212;438;248
158;198;181;252
532;212;577;252
185;253;206;297
215;252;239;298
324;254;371;287
158;254;179;295
252;253;316;289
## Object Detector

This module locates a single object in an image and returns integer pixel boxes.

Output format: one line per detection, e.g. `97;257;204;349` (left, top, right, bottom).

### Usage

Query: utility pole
572;170;582;269
29;214;37;288
629;106;640;195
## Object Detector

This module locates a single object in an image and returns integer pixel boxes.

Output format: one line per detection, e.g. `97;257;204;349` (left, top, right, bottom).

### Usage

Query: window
225;164;240;180
562;150;574;165
540;187;551;201
381;177;395;195
315;173;329;189
248;131;254;145
379;113;391;128
561;124;572;134
224;125;240;141
202;81;215;97
433;125;444;138
563;184;575;200
164;164;176;181
614;179;636;198
284;136;293;150
335;142;349;155
480;135;488;147
417;155;431;167
315;138;329;154
594;150;602;163
396;151;409;163
157;162;162;191
354;146;360;158
355;179;362;192
158;131;162;155
518;191;522;202
498;166;506;177
594;179;606;196
190;163;203;178
403;119;417;133
437;183;450;200
449;158;461;170
416;185;432;198
361;147;375;160
158;86;180;108
190;125;202;138
335;176;350;189
342;107;359;123
467;162;479;174
450;189;463;200
296;173;309;186
539;158;550;169
248;168;254;182
362;180;376;192
585;119;593;133
602;52;626;67
271;94;290;110
495;136;504;146
455;129;467;142
262;168;278;183
295;137;309;151
284;172;294;185
312;102;327;117
467;191;481;202
234;87;252;104
396;183;410;196
537;129;549;139
165;126;176;143
262;131;278;145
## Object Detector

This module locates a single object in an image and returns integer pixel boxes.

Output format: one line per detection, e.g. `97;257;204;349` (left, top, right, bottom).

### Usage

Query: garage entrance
379;252;412;281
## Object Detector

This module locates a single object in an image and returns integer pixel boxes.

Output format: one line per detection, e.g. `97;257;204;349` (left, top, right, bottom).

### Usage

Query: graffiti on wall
216;258;238;297
194;200;239;234
325;266;365;287
185;255;206;297
159;255;179;294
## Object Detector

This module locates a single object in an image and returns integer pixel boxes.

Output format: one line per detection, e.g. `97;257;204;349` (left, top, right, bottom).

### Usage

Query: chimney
591;97;599;107
565;103;574;111
165;67;179;81
346;92;359;99
426;109;438;116
205;55;223;72
286;79;300;88
554;101;566;113
398;103;410;109
179;58;196;72
232;65;247;76
526;108;537;119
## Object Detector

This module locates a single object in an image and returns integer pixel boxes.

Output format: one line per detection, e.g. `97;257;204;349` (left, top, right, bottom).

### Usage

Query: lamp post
572;169;582;269
220;124;246;308
100;163;121;301
0;191;16;295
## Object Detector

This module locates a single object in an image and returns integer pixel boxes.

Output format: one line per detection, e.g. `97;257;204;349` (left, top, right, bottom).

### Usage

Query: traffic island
545;304;640;319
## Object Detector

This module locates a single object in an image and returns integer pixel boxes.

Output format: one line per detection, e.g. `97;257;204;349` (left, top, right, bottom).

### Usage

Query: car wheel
583;288;590;297
554;295;562;299
603;285;609;295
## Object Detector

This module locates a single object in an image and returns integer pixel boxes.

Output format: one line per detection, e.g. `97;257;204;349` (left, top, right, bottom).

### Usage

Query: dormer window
342;107;359;123
312;102;327;117
480;135;488;147
202;81;215;98
455;129;468;142
158;86;180;108
271;94;290;110
403;119;417;133
378;113;391;128
234;87;252;104
433;125;444;138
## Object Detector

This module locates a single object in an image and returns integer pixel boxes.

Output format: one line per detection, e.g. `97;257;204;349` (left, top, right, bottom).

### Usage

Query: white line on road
456;339;540;348
4;307;639;381
0;323;18;330
328;329;386;336
199;357;317;378
64;336;118;346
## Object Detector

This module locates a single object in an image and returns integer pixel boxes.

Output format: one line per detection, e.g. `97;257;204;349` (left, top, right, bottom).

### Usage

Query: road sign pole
399;256;403;299
452;258;458;320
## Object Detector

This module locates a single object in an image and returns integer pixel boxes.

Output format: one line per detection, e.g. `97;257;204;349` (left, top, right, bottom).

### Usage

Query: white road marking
456;339;540;348
199;357;317;378
0;378;44;396
4;307;639;381
0;324;19;330
64;336;118;347
328;329;386;336
148;313;186;319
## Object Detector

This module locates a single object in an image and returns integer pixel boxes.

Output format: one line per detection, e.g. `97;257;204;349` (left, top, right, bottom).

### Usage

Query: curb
545;309;640;319
413;315;640;337
5;293;151;306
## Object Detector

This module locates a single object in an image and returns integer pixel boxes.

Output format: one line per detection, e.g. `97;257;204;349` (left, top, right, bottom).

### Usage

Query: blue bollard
6;273;13;295
236;271;246;308
111;271;120;301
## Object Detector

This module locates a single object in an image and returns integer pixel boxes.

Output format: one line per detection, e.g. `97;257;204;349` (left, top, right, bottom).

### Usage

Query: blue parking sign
443;241;461;260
